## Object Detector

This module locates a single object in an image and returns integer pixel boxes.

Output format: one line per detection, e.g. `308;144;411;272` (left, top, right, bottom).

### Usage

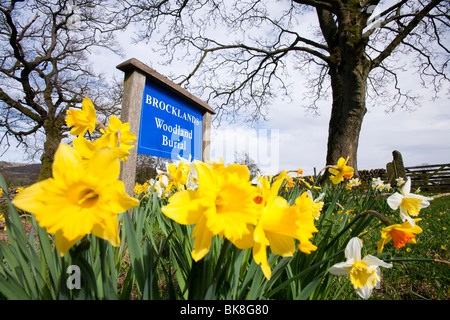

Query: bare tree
0;0;122;180
234;151;260;179
123;0;449;175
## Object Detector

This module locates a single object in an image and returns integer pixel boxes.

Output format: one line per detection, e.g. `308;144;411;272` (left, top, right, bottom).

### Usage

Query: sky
1;3;449;177
69;29;450;176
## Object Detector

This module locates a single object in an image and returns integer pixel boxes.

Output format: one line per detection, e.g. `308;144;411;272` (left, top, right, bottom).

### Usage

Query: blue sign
137;78;204;161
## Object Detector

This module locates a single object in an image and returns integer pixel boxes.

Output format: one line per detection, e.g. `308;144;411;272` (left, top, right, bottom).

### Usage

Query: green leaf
123;210;145;291
295;273;324;300
0;273;31;300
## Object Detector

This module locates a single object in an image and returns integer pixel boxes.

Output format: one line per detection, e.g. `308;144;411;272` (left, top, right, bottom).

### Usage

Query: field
0;163;448;300
329;194;449;300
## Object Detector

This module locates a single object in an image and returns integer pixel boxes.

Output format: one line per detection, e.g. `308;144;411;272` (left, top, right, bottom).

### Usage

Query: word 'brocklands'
145;94;201;125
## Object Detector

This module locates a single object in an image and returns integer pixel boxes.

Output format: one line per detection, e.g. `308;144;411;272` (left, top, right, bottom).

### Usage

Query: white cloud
2;6;449;180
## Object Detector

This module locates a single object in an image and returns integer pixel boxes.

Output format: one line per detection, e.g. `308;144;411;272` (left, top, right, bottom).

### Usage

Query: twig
375;193;392;201
361;210;394;226
432;193;450;199
434;259;450;266
383;258;450;266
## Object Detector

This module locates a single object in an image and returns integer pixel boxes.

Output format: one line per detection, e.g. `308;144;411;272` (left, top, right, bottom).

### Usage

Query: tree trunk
325;52;371;176
38;120;63;181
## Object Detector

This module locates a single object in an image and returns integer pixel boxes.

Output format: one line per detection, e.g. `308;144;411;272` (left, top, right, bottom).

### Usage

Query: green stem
324;212;362;252
266;250;344;298
361;210;393;226
213;238;231;281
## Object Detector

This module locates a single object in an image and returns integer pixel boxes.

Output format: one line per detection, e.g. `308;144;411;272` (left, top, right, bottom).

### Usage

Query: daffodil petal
387;192;403;210
162;190;204;225
12;180;48;214
402;177;412;194
355;286;372;300
55;230;84;257
328;261;353;276
101;181;140;213
266;231;295;257
224;163;250;181
193;161;215;191
52;143;82;183
362;255;393;269
253;242;271;280
191;216;213;261
377;233;392;253
87;147;120;183
108;115;122;131
345;237;362;261
92;215;120;247
400;210;416;227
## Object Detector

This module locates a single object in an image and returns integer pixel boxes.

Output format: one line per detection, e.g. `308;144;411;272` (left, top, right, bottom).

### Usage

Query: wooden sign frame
116;58;215;196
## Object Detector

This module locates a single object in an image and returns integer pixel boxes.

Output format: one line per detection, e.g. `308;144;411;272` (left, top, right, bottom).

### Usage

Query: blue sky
3;40;447;176
88;30;450;176
1;4;449;177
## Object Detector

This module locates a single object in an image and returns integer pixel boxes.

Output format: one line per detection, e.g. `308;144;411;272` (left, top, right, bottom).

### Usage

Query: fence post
387;150;406;186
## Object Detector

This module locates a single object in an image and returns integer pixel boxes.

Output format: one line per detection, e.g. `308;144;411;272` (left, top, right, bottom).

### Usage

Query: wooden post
386;150;406;186
116;58;215;197
118;69;146;197
202;112;212;162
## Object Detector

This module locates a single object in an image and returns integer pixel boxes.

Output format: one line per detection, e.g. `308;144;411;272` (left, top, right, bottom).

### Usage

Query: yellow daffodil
73;133;132;164
252;172;318;280
101;115;136;145
0;213;6;230
328;237;393;299
208;157;226;170
162;161;261;262
134;181;150;196
387;177;433;227
286;178;295;190
12;143;139;256
307;190;324;220
377;219;422;253
98;115;136;161
16;187;24;195
328;157;354;184
165;160;191;192
65;97;97;136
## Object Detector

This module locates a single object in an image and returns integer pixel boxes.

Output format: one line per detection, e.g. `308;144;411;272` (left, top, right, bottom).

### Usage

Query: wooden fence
405;163;450;193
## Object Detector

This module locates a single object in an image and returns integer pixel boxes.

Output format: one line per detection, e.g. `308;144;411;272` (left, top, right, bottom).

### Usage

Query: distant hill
0;161;41;186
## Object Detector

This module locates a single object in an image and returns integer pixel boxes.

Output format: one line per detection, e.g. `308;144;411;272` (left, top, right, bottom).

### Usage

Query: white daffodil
328;237;393;299
186;163;199;191
349;178;361;187
395;177;405;186
251;171;263;186
387;177;433;227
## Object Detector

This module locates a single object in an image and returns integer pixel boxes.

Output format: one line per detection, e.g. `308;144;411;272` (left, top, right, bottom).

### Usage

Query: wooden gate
405;163;450;193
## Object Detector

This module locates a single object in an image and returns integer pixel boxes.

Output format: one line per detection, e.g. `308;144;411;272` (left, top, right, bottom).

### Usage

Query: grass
1;175;448;300
328;194;449;300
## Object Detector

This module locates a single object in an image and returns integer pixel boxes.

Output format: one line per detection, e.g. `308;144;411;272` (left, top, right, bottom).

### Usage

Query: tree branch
292;0;334;11
371;0;443;69
0;87;42;122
